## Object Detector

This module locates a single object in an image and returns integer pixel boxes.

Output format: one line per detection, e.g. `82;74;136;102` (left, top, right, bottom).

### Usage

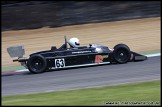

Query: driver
68;37;80;48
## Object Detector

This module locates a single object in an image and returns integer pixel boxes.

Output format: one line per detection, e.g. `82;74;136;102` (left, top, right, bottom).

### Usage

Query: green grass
1;66;25;72
2;80;160;106
140;49;160;55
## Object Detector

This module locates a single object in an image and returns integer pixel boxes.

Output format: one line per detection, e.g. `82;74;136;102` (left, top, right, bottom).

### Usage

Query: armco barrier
2;1;160;31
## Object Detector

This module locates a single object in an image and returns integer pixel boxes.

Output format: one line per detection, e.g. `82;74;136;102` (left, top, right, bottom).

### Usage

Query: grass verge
1;66;25;72
2;80;160;106
140;49;160;55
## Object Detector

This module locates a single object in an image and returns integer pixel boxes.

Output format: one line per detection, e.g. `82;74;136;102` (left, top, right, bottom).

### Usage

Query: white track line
146;53;160;57
16;69;29;72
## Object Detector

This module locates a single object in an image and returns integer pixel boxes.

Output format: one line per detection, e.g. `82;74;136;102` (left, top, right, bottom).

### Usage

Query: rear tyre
27;54;47;74
113;44;131;64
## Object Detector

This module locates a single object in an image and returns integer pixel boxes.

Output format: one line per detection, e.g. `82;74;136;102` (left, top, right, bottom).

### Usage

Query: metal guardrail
2;1;160;31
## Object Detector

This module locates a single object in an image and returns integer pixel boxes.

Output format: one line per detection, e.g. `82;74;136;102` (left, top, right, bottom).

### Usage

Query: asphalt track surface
2;56;160;96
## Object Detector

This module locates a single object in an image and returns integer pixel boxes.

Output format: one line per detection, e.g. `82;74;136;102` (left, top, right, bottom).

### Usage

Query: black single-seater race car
7;36;147;74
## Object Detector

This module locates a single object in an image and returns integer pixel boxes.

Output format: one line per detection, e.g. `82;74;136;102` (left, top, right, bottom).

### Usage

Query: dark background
1;1;161;31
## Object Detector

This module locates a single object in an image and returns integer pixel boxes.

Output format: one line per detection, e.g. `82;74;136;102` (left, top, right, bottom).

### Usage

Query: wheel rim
30;58;44;71
115;49;128;62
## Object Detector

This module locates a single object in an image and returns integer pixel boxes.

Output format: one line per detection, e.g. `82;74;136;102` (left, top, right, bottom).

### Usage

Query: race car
7;36;147;74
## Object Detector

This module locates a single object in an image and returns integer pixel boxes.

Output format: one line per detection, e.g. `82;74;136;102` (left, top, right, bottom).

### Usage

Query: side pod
131;51;147;61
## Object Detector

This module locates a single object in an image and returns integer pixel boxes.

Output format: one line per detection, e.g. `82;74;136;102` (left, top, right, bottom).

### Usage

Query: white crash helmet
68;37;80;48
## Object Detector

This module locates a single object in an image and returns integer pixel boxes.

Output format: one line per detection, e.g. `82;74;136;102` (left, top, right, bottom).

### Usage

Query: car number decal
55;58;65;68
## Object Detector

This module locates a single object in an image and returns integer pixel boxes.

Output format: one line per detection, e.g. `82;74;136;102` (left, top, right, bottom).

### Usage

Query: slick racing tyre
113;44;131;64
27;54;47;74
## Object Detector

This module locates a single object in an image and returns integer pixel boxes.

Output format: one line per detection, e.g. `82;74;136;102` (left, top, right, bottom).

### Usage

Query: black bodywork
12;36;147;74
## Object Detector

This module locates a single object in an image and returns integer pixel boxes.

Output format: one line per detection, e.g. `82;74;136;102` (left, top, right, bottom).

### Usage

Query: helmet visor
75;42;80;46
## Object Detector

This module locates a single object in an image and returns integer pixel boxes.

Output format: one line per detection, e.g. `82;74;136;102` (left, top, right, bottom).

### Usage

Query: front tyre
27;54;47;74
113;44;131;64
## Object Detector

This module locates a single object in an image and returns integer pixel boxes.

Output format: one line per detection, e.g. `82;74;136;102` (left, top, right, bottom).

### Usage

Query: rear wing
7;45;25;58
7;45;28;65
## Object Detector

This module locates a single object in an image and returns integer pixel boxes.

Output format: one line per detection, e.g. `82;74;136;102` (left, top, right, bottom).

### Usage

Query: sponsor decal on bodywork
72;51;91;54
95;55;108;63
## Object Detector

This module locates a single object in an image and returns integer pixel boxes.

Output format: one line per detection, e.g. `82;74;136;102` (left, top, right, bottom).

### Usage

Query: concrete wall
2;1;160;31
